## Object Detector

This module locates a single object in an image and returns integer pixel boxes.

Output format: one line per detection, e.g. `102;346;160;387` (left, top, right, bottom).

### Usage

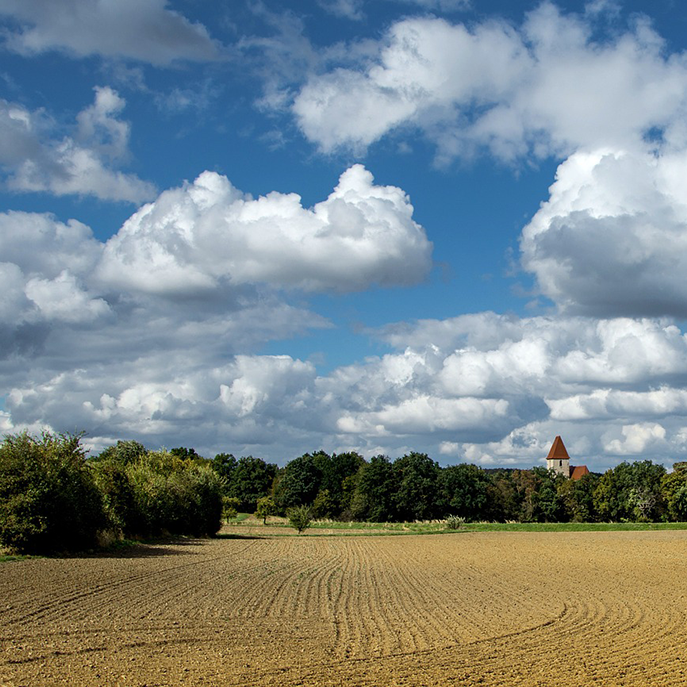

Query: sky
3;0;687;470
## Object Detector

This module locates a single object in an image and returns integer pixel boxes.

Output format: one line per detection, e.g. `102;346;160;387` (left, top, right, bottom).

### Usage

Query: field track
2;529;687;685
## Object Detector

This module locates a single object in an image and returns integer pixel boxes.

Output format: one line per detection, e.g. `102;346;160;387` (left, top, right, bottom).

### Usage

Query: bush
95;449;224;538
125;451;224;537
0;432;107;554
445;515;466;530
288;505;312;533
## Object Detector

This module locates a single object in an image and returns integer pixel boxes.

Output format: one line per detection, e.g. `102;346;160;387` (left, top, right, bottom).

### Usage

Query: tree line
2;431;687;554
215;448;687;525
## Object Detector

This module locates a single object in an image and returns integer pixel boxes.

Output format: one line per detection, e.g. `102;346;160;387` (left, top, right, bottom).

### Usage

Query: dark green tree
314;451;365;517
437;463;491;521
558;472;600;522
211;452;237;486
393;452;440;521
354;455;398;522
229;456;278;512
274;453;323;511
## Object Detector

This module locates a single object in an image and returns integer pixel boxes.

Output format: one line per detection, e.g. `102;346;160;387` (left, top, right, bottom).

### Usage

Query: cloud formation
98;164;432;295
292;5;687;159
0;87;155;202
521;147;687;317
0;0;220;64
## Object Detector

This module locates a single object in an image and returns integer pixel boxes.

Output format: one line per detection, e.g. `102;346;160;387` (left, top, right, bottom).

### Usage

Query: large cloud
292;5;687;159
0;87;155;203
97;164;432;295
0;168;433;457
521;147;687;317
0;0;220;64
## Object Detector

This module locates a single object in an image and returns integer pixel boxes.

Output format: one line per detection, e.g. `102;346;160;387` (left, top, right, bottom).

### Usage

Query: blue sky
4;0;687;469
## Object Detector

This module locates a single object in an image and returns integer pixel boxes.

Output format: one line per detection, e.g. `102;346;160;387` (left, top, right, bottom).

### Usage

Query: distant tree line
206;447;687;525
3;431;687;555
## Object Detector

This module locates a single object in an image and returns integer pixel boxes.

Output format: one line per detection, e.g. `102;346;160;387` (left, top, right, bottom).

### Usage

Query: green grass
228;517;687;537
0;554;33;563
224;513;250;524
459;521;687;532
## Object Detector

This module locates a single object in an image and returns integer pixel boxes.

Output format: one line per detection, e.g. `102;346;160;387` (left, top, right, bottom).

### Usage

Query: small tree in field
255;496;276;525
288;505;312;534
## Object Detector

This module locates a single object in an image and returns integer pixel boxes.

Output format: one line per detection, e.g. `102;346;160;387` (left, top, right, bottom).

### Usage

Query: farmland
2;527;687;685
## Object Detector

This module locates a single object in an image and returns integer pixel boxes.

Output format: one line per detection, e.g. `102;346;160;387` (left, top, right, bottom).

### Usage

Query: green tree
229;456;278;512
437;463;491;521
95;440;148;465
211;452;237;488
255;496;276;524
485;470;519;521
558;472;600;522
594;461;666;522
662;462;687;521
355;455;398;522
314;451;366;517
393;452;440;521
288;505;312;533
106;450;224;538
274;453;323;511
0;431;107;554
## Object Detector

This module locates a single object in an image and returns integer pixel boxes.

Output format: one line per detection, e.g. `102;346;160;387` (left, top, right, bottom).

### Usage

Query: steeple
546;435;570;477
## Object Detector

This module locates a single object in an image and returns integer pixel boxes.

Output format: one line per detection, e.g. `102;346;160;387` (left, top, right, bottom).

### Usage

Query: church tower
546;435;570;477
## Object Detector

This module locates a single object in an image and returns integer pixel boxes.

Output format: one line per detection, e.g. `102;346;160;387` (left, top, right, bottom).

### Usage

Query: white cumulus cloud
291;5;687;160
521;147;687;317
0;88;155;203
97;164;432;295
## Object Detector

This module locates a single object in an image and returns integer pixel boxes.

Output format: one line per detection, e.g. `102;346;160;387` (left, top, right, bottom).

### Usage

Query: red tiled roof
570;465;590;480
546;436;570;461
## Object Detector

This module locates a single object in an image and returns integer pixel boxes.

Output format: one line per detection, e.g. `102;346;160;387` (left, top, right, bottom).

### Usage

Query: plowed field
2;529;687;686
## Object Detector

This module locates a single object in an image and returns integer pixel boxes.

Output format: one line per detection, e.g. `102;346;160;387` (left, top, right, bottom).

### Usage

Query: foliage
222;496;240;520
274;453;322;512
255;496;276;524
0;431;107;554
227;456;278;512
95;440;148;465
315;451;366;516
211;453;237;484
393;452;440;521
355;455;398;522
288;505;312;533
438;463;491;521
594;461;666;522
95;449;223;538
661;462;687;521
558;472;600;522
445;515;465;529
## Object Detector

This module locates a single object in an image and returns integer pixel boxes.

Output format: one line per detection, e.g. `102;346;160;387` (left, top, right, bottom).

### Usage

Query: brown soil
2;529;687;686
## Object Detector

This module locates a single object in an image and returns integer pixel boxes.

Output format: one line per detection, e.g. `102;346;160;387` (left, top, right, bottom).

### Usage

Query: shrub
124;451;224;538
445;514;466;530
0;432;107;554
288;505;312;534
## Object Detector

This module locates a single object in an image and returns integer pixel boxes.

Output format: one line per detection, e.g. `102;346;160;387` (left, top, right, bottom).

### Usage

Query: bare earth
2;528;687;686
